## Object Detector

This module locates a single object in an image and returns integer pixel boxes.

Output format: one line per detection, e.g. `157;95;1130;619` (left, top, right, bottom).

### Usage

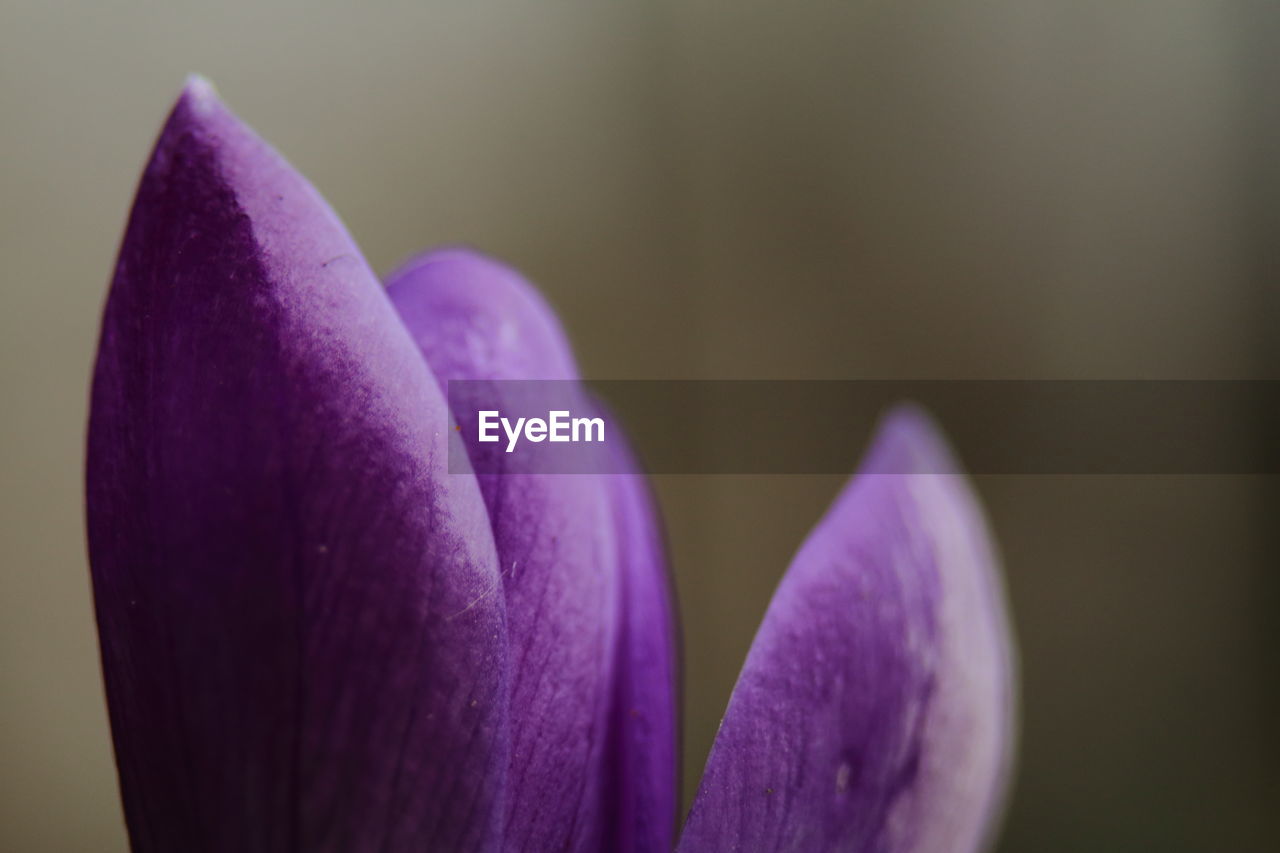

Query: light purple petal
677;407;1016;853
386;250;624;851
87;79;509;852
599;419;681;853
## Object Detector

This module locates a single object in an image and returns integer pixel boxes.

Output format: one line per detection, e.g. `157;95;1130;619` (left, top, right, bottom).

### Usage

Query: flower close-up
85;78;1016;852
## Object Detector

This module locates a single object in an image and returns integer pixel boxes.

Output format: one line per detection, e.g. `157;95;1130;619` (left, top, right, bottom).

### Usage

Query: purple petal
677;407;1016;853
87;79;509;852
599;419;681;853
386;250;624;851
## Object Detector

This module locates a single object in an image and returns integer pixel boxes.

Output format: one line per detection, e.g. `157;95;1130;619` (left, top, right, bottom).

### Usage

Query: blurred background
1;1;1275;850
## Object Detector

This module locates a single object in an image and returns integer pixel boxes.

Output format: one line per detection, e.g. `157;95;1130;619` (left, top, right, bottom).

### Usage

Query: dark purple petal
599;420;681;853
386;250;624;851
677;407;1016;853
87;79;509;852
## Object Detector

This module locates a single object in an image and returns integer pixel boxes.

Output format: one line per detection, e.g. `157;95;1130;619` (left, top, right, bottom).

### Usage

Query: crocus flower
87;78;1016;853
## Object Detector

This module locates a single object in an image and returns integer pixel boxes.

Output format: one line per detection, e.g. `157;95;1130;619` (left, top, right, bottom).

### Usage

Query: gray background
1;1;1275;850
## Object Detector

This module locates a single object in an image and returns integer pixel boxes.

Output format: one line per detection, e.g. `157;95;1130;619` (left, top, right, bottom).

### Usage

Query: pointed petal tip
143;74;257;188
179;74;218;107
859;402;961;476
165;74;234;136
